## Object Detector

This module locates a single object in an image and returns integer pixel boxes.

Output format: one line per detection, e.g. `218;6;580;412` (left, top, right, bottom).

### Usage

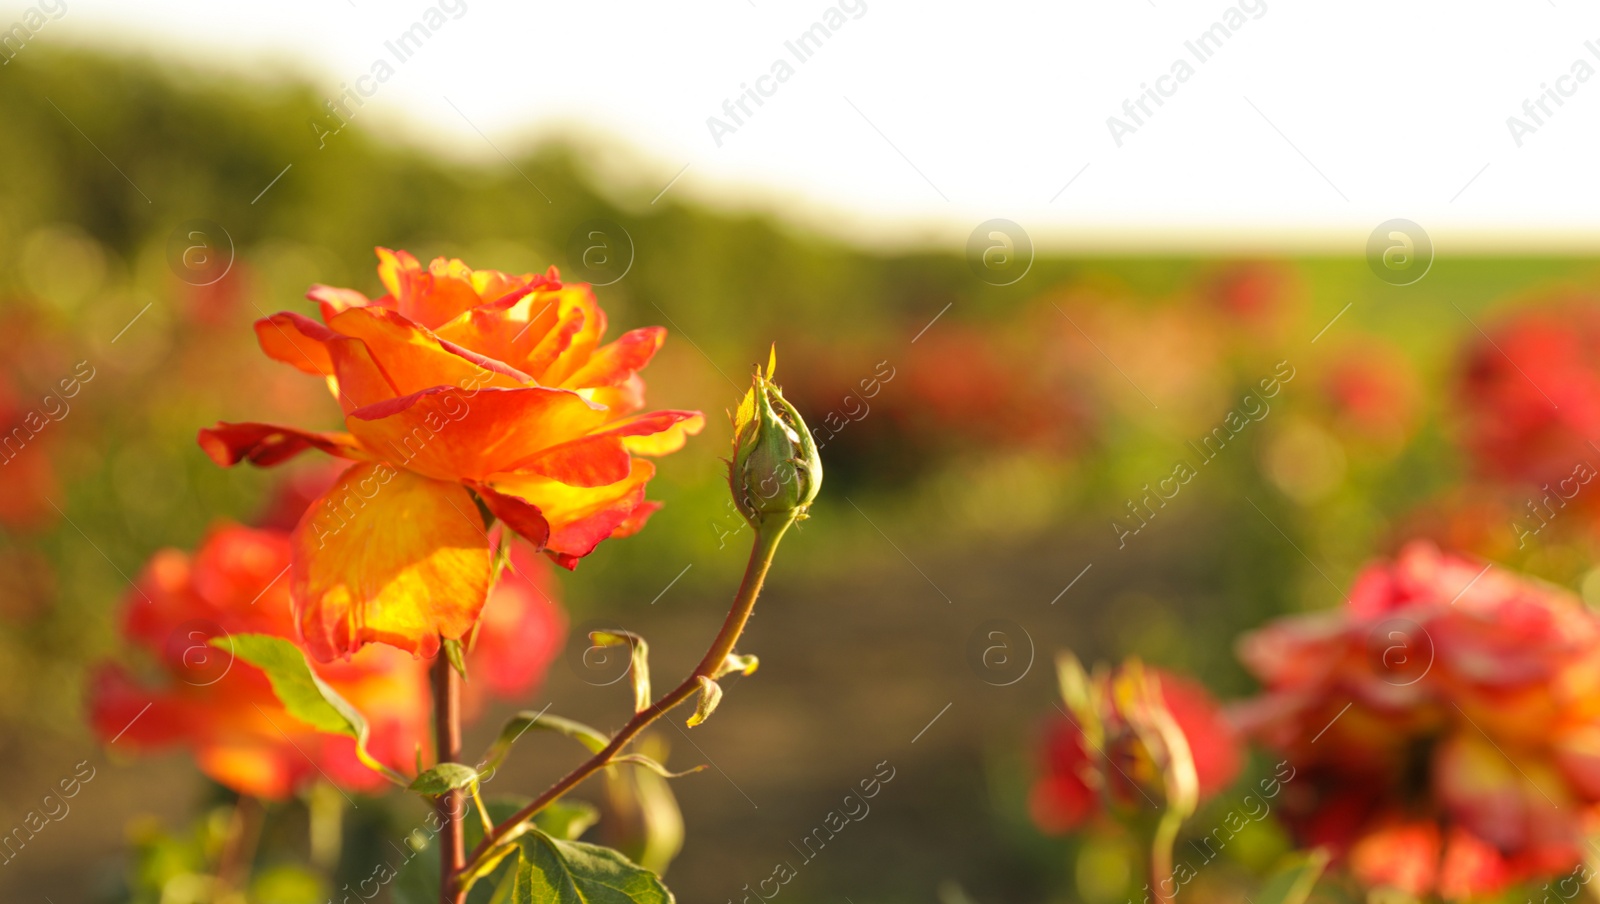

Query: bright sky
25;0;1600;251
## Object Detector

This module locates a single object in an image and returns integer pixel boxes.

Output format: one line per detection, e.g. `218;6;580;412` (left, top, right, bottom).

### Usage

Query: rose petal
198;422;368;468
510;434;631;487
472;483;551;548
530;286;607;384
488;459;655;562
609;500;661;539
504;410;703;485
376;247;497;329
292;461;492;661
345;386;607;483
616;410;706;457
562;326;665;389
255;312;337;376
325;306;531;396
307;284;374;321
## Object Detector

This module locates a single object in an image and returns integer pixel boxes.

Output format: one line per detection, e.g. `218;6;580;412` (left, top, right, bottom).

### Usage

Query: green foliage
598;734;687;877
511;831;673;904
533;800;601;842
685;676;722;728
410;763;481;797
248;864;328;904
395;797;532;904
482;711;610;777
1253;849;1330;904
589;630;651;713
122;807;328;904
218;633;406;785
609;755;703;780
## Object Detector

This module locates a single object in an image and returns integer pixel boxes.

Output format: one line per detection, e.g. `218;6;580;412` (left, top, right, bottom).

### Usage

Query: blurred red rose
1457;297;1600;489
88;524;425;798
89;521;565;799
1235;541;1600;899
1201;261;1301;340
463;540;566;706
1030;663;1241;834
1315;337;1422;449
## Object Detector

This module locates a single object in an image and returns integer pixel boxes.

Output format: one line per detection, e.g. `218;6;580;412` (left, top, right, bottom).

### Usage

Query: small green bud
730;347;822;531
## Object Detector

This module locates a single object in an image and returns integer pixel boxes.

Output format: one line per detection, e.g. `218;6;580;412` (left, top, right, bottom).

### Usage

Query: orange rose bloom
198;250;702;661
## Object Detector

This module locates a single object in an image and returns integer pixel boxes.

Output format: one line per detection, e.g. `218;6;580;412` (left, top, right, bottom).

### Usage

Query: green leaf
410;762;480;796
444;637;469;682
590;630;650;713
711;652;758;679
395;797;530;904
512;831;673;903
685;676;722;728
482;711;611;776
533;800;600;841
1253;849;1330;904
218;633;406;785
600;735;686;876
611;754;704;779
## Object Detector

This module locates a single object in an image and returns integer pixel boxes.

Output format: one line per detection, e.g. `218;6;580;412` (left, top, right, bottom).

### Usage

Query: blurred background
7;3;1600;902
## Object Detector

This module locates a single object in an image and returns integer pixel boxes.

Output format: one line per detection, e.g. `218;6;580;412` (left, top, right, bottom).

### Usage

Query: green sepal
685;676;722;728
444;637;469;682
712;652;758;679
590;629;651;713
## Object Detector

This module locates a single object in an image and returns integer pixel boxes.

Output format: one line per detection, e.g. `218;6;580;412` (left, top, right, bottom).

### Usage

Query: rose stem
215;794;263;895
433;653;467;904
458;516;794;882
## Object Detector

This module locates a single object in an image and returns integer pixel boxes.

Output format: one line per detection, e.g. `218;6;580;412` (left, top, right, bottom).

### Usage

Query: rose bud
730;349;822;532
